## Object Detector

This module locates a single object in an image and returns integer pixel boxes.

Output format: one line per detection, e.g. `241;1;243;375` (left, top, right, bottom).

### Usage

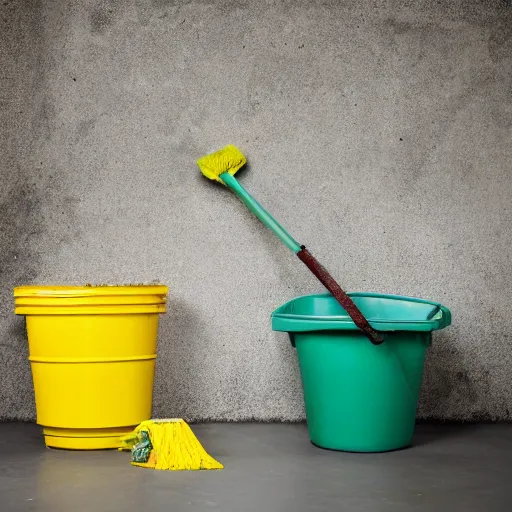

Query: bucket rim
14;285;169;298
271;292;451;333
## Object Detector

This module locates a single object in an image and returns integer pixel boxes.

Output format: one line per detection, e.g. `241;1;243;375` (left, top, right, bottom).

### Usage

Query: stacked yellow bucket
14;285;168;450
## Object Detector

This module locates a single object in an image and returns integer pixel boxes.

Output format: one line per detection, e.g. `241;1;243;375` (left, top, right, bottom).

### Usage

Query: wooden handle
296;246;384;345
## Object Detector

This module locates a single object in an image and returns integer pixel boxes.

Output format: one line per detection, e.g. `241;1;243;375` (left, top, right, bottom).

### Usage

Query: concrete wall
1;0;511;422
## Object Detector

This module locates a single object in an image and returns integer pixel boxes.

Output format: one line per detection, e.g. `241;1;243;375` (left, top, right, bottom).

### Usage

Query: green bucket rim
271;292;451;333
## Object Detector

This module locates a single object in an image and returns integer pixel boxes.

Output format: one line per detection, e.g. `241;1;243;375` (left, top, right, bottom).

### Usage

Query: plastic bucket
272;292;451;452
14;285;168;450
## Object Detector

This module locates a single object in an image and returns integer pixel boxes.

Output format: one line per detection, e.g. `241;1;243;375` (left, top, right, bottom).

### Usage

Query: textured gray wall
1;0;511;422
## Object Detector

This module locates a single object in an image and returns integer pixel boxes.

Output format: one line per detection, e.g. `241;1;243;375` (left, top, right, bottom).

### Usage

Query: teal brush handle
220;173;302;253
219;171;384;345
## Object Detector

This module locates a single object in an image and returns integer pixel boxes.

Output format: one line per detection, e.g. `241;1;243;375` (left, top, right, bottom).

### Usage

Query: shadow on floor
412;421;493;447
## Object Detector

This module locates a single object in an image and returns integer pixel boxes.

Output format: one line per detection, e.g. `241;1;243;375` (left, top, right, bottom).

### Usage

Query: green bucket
272;292;451;452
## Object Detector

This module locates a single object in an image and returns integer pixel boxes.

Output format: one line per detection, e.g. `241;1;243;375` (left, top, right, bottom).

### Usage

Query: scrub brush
197;145;383;345
119;419;223;470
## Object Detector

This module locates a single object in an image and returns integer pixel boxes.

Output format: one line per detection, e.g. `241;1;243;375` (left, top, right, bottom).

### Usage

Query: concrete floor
1;423;511;511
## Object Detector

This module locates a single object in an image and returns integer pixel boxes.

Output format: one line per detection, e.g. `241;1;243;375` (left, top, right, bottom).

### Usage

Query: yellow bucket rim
14;285;169;315
14;285;169;298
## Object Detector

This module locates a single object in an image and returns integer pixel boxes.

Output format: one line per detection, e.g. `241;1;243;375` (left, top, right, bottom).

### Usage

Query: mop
119;419;223;471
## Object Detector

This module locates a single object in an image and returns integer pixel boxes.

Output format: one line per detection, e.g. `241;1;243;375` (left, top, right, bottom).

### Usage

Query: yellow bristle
197;145;246;183
120;419;224;471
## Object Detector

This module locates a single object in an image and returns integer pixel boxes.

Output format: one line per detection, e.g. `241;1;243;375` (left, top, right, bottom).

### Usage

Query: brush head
197;145;247;183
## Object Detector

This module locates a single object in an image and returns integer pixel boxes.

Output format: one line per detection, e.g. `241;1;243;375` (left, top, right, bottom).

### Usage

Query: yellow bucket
14;285;168;450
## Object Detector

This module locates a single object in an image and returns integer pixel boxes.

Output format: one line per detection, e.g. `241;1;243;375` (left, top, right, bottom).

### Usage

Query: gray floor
1;423;511;511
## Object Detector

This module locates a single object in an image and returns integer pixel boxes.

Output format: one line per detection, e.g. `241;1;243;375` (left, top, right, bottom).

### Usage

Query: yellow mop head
119;419;223;471
197;144;246;183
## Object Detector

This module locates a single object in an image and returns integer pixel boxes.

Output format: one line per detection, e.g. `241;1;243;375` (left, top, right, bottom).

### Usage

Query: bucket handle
436;304;452;329
426;303;452;328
